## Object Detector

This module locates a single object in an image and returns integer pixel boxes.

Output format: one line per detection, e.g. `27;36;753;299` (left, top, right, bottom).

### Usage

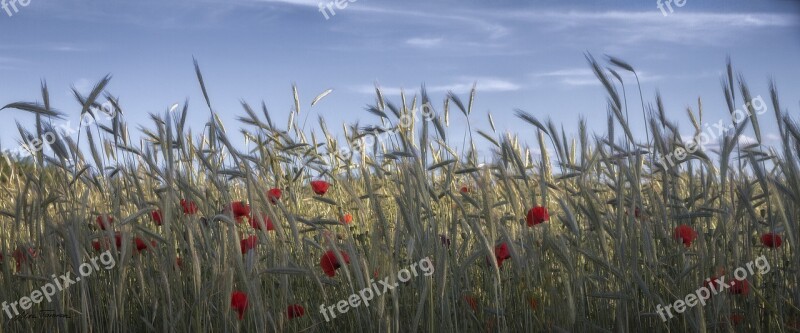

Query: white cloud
533;68;599;86
678;133;766;155
0;57;23;71
311;4;510;39
50;45;85;52
501;10;797;28
405;37;443;48
369;7;509;38
532;67;663;87
430;78;519;93
535;68;593;77
738;135;759;146
352;77;519;95
0;43;93;52
255;0;320;7
351;85;402;95
496;10;798;45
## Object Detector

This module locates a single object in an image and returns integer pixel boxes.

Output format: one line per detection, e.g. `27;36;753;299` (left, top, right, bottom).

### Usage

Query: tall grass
0;57;797;332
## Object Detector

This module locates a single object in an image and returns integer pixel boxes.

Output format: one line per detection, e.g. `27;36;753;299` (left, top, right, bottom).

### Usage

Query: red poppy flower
673;224;698;247
286;304;305;319
134;237;156;253
528;297;538;311
485;318;496;332
761;233;782;248
463;295;478;312
229;201;251;222
340;213;353;225
459;186;469;194
12;247;37;272
231;291;248;320
93;232;123;251
526;206;549;226
249;213;275;231
175;257;183;269
491;242;512;267
96;214;114;230
310;180;330;196
729;279;749;295
181;199;198;215
625;207;642;219
240;235;258;254
730;313;744;326
320;250;350;277
267;188;282;204
151;210;163;226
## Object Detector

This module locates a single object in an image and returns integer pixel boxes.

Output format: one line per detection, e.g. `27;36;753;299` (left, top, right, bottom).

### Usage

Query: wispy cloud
532;68;601;86
499;10;798;28
532;68;664;86
0;57;26;70
534;68;593;78
0;43;94;52
431;77;520;93
255;0;320;7
496;10;798;45
352;77;520;95
405;37;443;48
677;133;772;156
322;5;511;39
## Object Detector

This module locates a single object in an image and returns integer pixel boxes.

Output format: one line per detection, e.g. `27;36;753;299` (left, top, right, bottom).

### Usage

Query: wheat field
0;56;797;332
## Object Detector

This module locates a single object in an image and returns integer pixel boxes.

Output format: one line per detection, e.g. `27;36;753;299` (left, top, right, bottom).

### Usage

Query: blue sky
1;0;798;159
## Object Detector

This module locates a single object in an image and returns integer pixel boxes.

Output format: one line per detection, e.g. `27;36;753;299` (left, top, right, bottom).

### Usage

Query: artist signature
9;309;72;321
